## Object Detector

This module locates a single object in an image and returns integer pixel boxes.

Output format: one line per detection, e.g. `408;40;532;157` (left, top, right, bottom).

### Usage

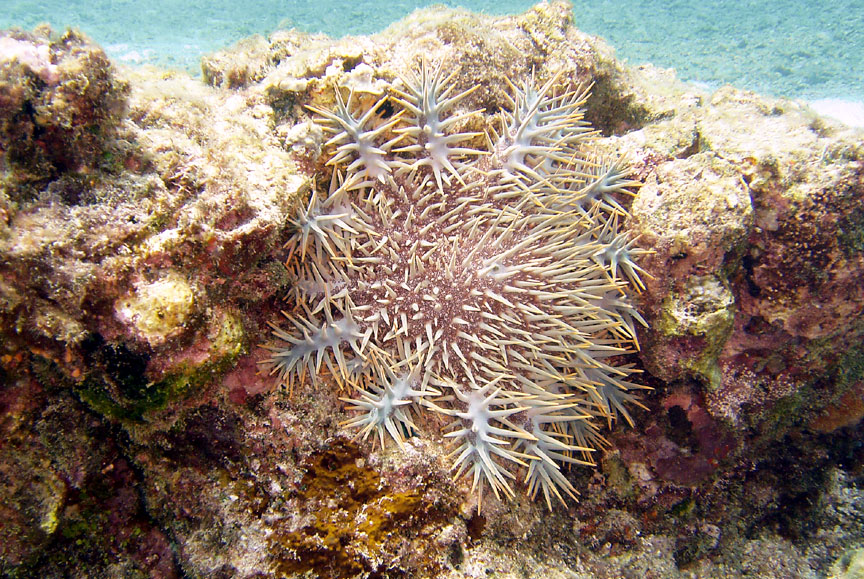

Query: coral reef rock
1;2;863;578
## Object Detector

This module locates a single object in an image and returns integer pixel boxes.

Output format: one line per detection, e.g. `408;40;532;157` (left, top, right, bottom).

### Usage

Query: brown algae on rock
0;27;128;191
269;440;456;578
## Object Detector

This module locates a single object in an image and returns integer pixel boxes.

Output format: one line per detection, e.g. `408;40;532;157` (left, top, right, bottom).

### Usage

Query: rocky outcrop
1;2;862;577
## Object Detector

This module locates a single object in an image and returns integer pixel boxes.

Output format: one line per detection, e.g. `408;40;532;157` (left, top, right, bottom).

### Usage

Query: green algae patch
148;310;248;406
75;370;171;424
75;310;247;423
269;440;450;578
602;451;637;501
75;365;190;423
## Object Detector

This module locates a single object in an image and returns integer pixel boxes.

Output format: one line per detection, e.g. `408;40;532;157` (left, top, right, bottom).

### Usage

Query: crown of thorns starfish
263;61;651;511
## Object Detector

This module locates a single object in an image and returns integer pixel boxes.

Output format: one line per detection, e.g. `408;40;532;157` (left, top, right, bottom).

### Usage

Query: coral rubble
1;2;864;578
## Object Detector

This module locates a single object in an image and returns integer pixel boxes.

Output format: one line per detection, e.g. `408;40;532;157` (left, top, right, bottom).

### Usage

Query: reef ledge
1;2;863;578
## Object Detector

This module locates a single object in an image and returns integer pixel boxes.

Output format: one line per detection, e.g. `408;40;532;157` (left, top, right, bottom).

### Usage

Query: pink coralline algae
0;36;59;84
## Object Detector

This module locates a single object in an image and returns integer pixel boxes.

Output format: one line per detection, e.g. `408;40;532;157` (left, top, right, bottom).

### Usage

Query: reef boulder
1;2;863;578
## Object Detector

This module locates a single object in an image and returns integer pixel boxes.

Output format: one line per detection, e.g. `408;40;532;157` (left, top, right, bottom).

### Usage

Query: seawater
1;0;862;123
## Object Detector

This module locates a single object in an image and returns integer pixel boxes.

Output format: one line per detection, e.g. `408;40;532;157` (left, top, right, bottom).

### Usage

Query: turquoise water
1;0;862;101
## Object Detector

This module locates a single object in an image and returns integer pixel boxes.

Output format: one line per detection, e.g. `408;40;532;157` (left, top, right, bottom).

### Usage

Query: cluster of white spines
307;91;399;188
428;381;535;508
390;64;483;190
494;73;591;190
340;351;439;449
264;61;650;510
515;395;595;508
